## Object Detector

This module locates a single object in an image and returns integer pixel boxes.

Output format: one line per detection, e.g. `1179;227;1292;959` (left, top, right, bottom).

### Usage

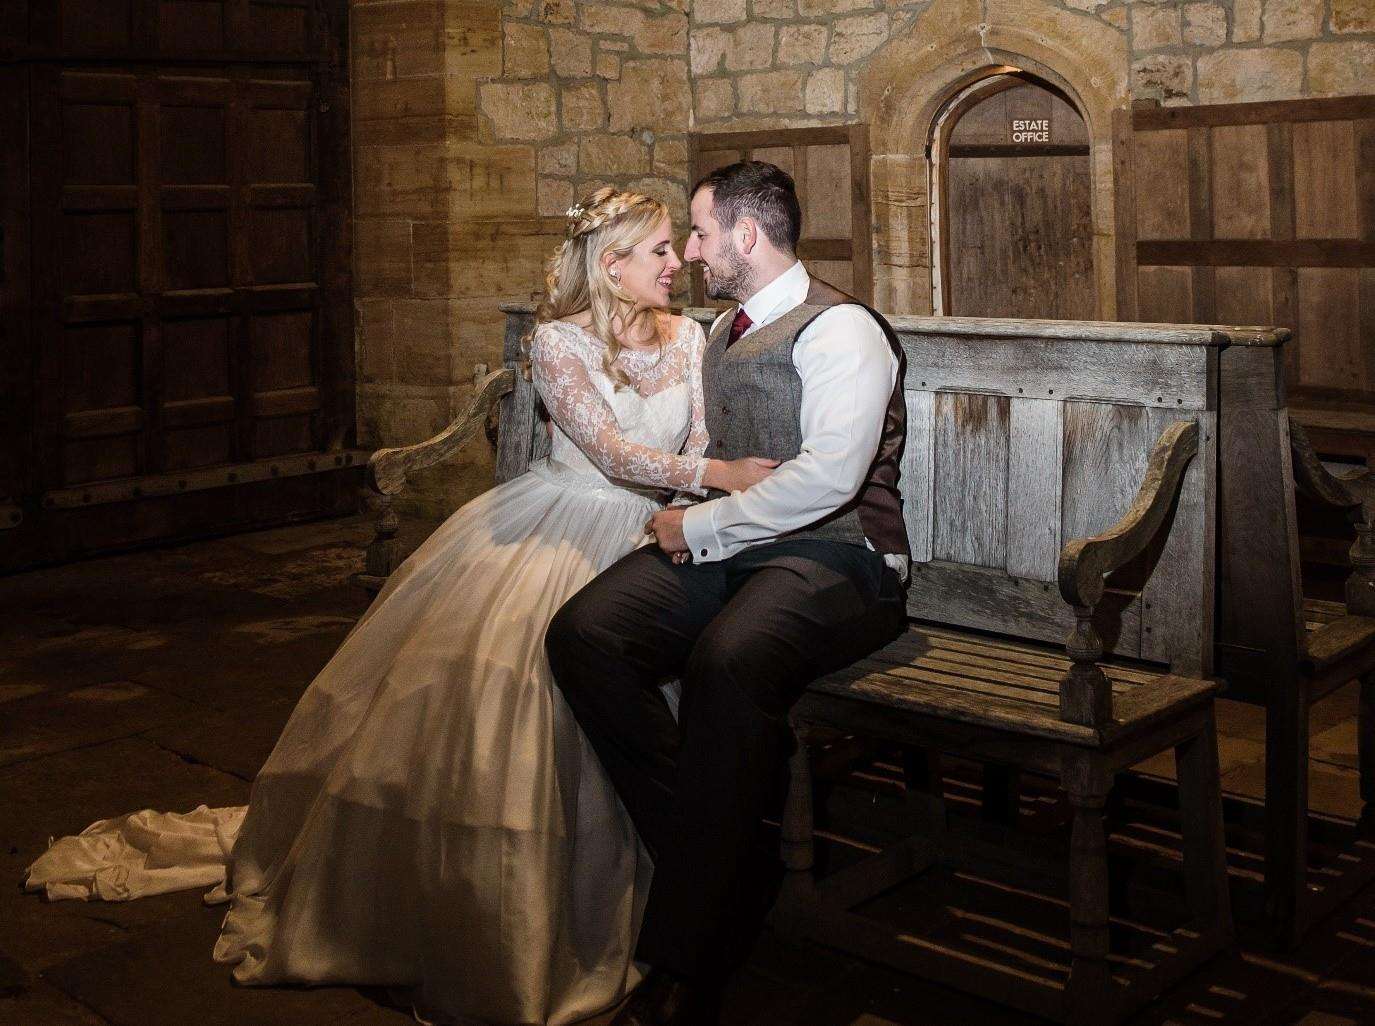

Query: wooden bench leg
774;722;817;935
1175;711;1233;943
1265;678;1310;949
1065;767;1113;1026
1360;671;1375;835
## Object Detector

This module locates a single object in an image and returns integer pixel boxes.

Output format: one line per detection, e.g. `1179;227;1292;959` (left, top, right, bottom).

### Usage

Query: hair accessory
565;203;585;221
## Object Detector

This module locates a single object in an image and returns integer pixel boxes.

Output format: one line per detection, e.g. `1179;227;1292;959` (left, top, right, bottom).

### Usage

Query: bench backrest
498;304;1284;679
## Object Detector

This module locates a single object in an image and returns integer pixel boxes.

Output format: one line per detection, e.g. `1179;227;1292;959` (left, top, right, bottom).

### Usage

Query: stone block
694;76;735;120
538;138;578;175
1308;40;1375;96
355;140;448;219
1132;1;1182;49
635;10;689;54
392;299;458;385
353;76;447;122
1232;0;1262;41
754;0;797;16
690;26;729;75
562;80;607;131
579;134;651;175
1263;0;1323;42
354;298;395;384
434;215;558;295
607;59;691;132
778;24;828;66
1102;6;1128;29
442;1;504;77
653;137;689;177
1331;0;1375;33
692;0;747;24
1063;0;1110;9
738;69;806;113
805;67;845;114
627;176;690;218
535;0;576;24
799;0;871;14
353;219;413;295
1183;2;1227;46
829;12;889;64
1196;46;1302;103
548;27;592;76
478;81;557;139
503;21;549;77
1132;53;1193;105
597;52;621;78
352;0;450;80
580;3;636;37
725;23;776;71
539;176;575;216
443;141;538;219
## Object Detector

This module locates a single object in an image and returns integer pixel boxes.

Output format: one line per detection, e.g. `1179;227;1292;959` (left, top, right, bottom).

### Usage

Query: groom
546;161;910;1026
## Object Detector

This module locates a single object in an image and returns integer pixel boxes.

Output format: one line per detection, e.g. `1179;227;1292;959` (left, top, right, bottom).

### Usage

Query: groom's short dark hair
692;161;802;254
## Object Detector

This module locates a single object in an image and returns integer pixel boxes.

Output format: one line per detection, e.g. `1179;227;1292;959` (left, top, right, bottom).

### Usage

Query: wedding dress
26;315;710;1026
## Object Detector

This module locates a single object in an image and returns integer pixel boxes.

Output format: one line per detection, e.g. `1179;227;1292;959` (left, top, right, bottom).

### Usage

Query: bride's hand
703;456;780;493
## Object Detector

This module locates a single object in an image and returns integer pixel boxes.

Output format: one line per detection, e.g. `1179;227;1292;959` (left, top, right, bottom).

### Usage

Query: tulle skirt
28;464;661;1025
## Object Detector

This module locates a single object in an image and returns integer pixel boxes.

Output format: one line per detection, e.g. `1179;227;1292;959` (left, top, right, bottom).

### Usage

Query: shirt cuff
681;501;722;562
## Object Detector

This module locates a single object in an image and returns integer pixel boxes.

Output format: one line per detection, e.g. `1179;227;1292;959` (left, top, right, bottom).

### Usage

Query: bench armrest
355;366;517;593
1289;419;1375;617
366;366;517;496
1055;419;1200;728
1057;419;1200;610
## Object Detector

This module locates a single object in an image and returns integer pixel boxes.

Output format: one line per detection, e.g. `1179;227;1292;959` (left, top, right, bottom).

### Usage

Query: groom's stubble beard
703;234;756;303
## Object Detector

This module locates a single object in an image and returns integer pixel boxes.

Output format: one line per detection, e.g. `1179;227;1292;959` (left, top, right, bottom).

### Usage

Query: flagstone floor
2;514;1373;1026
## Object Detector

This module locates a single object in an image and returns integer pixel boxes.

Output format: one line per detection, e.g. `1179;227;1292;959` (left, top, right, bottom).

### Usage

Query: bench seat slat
815;626;1218;749
1304;615;1375;670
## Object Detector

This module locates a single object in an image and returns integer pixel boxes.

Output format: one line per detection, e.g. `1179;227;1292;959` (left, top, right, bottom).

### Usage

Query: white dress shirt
681;261;902;571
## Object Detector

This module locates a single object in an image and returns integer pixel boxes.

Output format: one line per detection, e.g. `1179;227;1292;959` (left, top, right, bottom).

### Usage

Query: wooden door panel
3;0;353;572
21;1;318;59
689;124;873;304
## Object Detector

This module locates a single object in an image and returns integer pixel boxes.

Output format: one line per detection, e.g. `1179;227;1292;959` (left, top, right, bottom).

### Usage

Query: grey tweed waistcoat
701;277;910;558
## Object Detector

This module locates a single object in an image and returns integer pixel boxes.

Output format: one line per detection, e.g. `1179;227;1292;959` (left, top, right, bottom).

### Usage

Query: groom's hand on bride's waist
645;508;689;558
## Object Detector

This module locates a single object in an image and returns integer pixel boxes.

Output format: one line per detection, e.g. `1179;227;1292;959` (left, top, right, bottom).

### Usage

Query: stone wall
351;0;1375;511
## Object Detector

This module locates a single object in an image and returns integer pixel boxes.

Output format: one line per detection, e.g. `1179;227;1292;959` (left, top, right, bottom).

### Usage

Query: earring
610;269;621;283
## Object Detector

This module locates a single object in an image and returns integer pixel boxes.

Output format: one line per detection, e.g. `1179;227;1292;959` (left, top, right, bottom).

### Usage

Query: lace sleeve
670;318;711;501
530;321;710;491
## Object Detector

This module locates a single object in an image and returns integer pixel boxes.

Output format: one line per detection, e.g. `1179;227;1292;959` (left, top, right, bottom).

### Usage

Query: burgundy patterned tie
726;308;752;347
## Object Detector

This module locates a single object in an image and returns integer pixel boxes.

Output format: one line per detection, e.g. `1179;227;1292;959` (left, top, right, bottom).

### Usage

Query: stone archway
857;0;1129;317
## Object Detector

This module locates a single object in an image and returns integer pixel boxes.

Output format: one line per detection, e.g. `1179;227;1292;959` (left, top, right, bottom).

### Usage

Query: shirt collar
740;260;809;330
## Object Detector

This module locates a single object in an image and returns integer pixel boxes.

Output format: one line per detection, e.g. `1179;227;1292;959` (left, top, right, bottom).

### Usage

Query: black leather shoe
612;968;721;1026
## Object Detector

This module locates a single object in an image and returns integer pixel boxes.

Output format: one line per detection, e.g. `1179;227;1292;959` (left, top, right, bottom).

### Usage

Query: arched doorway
932;72;1095;319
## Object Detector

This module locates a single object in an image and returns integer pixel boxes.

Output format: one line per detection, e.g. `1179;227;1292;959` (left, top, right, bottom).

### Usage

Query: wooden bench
1221;418;1375;946
358;305;1258;1024
768;315;1261;1026
1129;327;1375;948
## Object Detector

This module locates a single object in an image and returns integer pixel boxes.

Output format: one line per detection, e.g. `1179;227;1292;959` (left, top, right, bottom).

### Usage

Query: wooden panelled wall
0;0;357;572
1115;97;1375;464
688;124;873;305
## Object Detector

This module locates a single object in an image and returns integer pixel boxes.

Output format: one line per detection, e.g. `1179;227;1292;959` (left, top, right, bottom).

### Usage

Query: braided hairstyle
534;186;670;389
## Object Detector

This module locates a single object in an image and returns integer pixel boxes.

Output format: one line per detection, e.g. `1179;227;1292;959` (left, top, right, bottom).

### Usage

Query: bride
25;188;777;1026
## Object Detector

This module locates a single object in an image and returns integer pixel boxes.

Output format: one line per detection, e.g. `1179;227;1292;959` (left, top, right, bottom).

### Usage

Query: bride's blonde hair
535;187;669;389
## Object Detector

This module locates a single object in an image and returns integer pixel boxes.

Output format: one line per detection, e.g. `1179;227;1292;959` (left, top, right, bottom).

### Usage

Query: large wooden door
938;76;1095;319
688;125;873;305
1115;96;1375;464
0;0;357;572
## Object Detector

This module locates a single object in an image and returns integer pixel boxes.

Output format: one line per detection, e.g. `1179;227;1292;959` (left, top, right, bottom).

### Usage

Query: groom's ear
736;217;758;256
